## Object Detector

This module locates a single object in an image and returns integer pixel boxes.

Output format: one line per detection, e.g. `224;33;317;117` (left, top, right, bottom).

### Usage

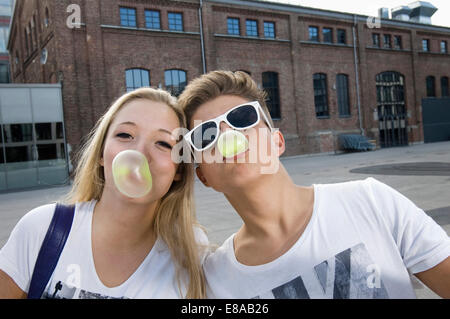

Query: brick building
7;0;450;164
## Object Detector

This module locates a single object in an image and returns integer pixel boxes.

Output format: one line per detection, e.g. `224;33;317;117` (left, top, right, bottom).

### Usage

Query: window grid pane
168;13;183;31
323;28;333;43
441;77;449;97
145;10;161;29
227;18;240;35
313;73;329;117
336;74;350;116
426;76;436;97
337;29;346;44
165;69;187;96
246;20;258;37
309;26;318;42
264;22;275;38
120;7;137;27
126;69;150;92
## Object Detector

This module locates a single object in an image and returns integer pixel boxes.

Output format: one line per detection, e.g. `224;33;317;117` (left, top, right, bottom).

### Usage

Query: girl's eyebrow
118;122;175;137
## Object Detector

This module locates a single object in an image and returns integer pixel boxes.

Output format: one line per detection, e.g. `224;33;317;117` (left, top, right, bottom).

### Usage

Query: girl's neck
93;192;158;249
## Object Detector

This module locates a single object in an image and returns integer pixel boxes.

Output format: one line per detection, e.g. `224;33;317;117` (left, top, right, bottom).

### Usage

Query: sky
262;0;450;28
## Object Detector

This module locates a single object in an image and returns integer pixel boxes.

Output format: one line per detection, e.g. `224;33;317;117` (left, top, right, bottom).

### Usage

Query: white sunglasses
184;101;273;152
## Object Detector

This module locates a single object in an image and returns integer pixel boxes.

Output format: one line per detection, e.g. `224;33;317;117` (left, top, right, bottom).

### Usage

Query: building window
323;28;333;43
309;26;319;42
44;7;50;27
165;69;187;96
372;33;380;47
125;68;150;92
313;73;329;117
337;29;346;44
441;41;448;53
246;19;258;37
426;76;436;97
145;10;161;29
168;12;183;31
336;74;350;117
394;35;402;49
120;7;137;27
383;34;391;48
263;21;275;38
227;18;240;35
262;72;281;119
0;64;10;83
441;76;449;97
422;39;430;52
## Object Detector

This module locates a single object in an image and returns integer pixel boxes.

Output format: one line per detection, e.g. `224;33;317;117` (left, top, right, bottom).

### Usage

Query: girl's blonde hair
63;87;206;298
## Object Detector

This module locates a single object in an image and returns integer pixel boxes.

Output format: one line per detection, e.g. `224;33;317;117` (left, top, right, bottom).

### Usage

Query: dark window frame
263;21;275;39
309;26;319;42
441;76;449;97
441;40;448;54
144;9;161;30
426;75;436;97
337;29;346;44
119;7;137;28
422;39;430;52
383;34;391;49
394;35;402;49
323;27;333;43
262;71;281;120
246;19;258;37
168;12;183;31
336;74;351;117
227;17;240;35
313;73;329;118
125;68;150;92
165;69;187;97
372;33;380;47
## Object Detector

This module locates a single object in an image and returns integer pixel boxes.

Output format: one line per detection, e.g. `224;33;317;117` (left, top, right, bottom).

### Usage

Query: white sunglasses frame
184;101;274;153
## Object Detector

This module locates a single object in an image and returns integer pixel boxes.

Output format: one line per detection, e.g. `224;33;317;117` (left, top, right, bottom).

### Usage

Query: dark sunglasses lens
190;121;218;150
227;105;258;128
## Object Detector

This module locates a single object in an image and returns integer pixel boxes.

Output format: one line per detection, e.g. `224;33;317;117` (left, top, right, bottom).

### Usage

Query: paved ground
1;141;449;298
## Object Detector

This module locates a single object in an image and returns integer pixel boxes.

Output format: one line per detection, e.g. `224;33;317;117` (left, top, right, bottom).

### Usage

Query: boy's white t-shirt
0;200;208;299
203;177;450;299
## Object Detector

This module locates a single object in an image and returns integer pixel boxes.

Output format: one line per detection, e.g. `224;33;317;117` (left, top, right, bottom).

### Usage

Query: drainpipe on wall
199;0;207;74
352;15;365;136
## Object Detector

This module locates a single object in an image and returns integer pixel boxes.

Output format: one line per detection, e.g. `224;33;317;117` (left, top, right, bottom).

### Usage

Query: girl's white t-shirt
203;177;450;299
0;200;208;299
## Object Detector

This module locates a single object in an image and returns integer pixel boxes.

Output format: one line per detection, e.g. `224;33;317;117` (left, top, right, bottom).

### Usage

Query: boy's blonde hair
178;70;275;129
63;87;206;298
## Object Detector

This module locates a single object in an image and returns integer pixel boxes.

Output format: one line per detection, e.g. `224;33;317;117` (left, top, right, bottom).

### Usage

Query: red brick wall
8;0;450;162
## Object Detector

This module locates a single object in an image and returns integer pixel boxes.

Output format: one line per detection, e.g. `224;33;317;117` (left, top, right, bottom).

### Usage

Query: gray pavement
1;141;449;298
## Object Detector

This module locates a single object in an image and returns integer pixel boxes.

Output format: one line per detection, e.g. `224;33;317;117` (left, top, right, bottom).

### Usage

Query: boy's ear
272;129;285;157
195;166;210;187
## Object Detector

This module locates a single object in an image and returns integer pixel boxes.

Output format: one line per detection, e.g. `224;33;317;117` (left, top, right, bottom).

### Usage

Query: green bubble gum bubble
112;150;152;198
217;130;249;158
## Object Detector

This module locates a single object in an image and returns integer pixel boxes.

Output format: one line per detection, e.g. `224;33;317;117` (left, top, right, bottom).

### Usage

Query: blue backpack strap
27;203;75;299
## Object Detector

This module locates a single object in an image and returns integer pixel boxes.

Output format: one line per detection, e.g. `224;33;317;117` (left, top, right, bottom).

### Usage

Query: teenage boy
178;70;450;299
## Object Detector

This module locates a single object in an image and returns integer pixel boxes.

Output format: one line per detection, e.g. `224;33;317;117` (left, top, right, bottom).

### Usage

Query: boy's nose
219;121;232;132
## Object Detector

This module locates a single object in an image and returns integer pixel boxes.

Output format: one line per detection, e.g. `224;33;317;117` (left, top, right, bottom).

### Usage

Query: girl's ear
195;166;210;187
272;129;285;157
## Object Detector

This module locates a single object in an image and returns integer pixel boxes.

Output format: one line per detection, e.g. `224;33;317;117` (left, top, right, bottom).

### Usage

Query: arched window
426;76;436;97
313;73;328;117
165;69;186;96
441;76;449;97
125;68;150;92
262;71;281;119
336;74;350;116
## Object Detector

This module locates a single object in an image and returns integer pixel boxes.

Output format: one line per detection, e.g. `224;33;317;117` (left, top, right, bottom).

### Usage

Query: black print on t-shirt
254;243;389;299
42;281;128;299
